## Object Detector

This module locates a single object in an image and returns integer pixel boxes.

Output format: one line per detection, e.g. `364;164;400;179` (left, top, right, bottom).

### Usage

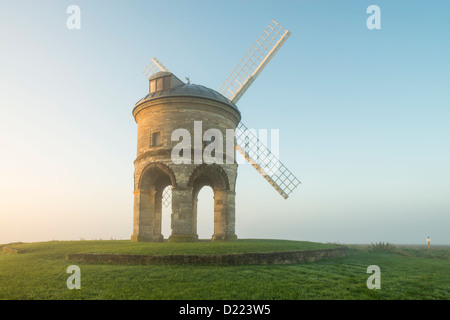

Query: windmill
143;19;300;207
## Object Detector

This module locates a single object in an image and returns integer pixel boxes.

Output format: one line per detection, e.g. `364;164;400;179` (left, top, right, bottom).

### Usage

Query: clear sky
1;0;449;245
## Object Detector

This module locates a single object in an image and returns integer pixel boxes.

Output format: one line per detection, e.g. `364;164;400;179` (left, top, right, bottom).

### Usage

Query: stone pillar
212;190;226;240
225;190;237;240
192;197;198;238
131;188;163;242
154;189;163;237
212;190;237;241
169;186;197;242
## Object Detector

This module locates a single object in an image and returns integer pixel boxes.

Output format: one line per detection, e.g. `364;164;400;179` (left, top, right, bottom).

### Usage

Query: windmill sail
153;19;300;205
162;186;172;208
235;122;300;199
143;57;169;80
218;19;291;104
218;20;300;199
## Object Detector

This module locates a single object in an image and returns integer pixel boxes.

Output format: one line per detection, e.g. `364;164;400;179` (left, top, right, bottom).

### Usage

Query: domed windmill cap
135;71;239;113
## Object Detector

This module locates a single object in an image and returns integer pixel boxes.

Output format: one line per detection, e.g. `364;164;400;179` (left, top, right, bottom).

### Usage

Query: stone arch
138;162;177;190
131;162;176;242
188;163;230;191
188;164;236;241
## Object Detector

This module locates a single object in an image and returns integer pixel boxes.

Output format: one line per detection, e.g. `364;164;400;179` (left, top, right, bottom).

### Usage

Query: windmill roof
148;71;172;80
135;83;239;112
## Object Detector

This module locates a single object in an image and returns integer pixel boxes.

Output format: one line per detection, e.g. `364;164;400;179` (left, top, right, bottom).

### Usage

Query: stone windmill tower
131;20;300;242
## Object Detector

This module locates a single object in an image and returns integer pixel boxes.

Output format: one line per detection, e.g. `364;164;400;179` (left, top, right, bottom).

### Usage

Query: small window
163;76;171;89
156;78;163;91
203;136;215;157
203;137;213;148
152;132;161;146
150;80;156;93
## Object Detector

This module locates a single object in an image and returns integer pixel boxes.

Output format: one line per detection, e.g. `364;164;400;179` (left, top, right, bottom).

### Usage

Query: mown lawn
0;239;448;300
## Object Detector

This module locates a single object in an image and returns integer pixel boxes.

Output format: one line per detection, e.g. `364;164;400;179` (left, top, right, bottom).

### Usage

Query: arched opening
195;186;214;240
188;164;235;241
161;185;172;239
132;163;176;242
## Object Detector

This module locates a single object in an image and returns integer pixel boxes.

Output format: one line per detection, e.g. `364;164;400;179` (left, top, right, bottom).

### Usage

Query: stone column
212;190;237;241
225;190;237;240
131;188;163;242
154;189;163;237
212;190;226;241
192;196;198;238
169;186;197;242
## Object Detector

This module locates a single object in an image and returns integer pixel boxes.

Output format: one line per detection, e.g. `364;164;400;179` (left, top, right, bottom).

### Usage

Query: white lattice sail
218;20;291;104
235;122;300;199
143;57;169;80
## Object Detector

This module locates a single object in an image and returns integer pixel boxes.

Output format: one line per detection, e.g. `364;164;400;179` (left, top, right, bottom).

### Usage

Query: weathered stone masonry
66;247;348;265
131;72;241;242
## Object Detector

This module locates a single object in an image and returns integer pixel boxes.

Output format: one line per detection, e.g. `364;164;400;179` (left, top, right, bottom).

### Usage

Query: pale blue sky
1;1;449;244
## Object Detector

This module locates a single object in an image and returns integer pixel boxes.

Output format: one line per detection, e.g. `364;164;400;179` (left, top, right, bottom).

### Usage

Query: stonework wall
131;95;241;242
1;246;20;254
66;247;347;266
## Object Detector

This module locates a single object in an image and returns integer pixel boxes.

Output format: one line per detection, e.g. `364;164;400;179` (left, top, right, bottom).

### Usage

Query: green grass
1;239;337;256
0;239;449;300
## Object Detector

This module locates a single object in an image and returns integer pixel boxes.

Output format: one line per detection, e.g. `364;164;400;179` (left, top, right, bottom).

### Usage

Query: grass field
0;239;448;300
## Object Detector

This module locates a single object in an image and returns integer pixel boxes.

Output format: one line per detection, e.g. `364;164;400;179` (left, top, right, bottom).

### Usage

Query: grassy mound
1;239;338;258
1;240;449;300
